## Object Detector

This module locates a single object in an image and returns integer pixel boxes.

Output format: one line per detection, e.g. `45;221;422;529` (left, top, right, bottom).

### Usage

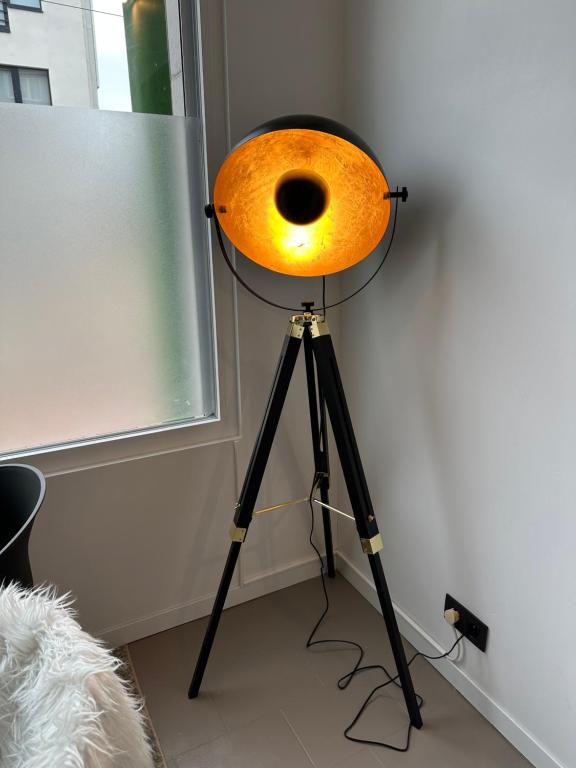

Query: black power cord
306;476;464;753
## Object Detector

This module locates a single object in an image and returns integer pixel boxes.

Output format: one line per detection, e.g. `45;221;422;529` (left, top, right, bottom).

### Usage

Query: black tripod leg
311;320;422;729
188;541;241;698
189;322;303;699
318;400;335;579
303;328;335;577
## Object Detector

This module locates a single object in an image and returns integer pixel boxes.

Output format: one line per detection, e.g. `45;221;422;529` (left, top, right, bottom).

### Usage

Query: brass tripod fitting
288;321;305;338
288;313;330;339
360;533;384;555
229;523;247;542
310;316;330;338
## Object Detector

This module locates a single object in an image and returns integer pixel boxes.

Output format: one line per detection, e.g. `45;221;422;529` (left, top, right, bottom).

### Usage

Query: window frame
0;0;10;32
0;0;240;476
7;0;42;12
0;65;52;104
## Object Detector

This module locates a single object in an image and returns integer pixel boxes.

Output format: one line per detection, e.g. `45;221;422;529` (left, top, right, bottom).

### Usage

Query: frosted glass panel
0;105;216;456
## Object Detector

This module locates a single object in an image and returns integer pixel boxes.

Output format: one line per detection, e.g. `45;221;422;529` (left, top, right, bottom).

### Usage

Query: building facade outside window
0;0;184;113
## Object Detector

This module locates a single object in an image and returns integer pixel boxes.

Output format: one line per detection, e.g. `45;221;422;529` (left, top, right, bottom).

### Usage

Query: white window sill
0;411;241;477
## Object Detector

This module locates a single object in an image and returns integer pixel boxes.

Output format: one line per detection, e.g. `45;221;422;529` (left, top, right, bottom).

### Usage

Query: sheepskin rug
0;583;154;768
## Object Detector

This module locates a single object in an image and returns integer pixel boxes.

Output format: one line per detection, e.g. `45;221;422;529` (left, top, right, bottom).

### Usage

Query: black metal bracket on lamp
205;189;408;220
385;186;408;202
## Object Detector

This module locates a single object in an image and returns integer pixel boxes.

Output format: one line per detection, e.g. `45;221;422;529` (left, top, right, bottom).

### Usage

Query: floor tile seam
206;690;231;736
324;747;372;768
366;736;409;768
173;697;297;763
340;709;415;766
365;717;432;767
279;707;320;768
166;720;232;763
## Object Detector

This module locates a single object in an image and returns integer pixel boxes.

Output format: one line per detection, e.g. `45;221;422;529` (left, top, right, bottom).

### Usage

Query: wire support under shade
210;190;400;313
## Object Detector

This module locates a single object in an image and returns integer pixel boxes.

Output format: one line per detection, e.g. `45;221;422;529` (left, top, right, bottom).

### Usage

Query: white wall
26;0;344;645
337;3;576;767
0;1;96;106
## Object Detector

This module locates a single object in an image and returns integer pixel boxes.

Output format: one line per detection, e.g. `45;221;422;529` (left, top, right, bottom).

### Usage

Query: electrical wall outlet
444;594;489;652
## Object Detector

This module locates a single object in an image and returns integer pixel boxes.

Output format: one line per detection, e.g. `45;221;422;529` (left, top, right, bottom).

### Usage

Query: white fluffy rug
0;583;154;768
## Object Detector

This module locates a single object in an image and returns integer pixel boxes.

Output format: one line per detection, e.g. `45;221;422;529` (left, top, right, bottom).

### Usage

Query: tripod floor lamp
189;115;422;730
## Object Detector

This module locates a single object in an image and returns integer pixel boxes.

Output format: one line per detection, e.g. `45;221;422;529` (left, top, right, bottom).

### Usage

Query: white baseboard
99;555;321;648
335;552;564;768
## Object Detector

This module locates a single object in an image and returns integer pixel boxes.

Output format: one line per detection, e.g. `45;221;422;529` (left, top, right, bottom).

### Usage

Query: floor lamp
189;114;422;730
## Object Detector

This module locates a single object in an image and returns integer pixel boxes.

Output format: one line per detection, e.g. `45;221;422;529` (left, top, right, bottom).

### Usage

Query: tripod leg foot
188;541;241;698
368;553;423;728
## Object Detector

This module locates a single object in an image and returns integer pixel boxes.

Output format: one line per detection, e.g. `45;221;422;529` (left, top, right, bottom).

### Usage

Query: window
0;68;12;99
0;0;183;115
0;0;9;32
0;1;217;459
0;67;51;104
8;0;41;11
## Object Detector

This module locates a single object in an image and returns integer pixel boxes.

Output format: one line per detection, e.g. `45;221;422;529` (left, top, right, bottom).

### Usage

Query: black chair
0;464;46;588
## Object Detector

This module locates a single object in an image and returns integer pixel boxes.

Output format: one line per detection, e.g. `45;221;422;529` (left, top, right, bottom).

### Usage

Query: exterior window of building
18;67;50;103
0;66;51;104
0;0;9;32
8;0;42;11
0;67;12;98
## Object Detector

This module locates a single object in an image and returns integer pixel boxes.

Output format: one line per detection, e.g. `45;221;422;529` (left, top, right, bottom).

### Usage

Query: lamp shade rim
215;115;391;277
230;114;385;176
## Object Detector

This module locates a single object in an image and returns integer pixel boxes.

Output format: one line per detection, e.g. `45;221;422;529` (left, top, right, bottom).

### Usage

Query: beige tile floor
129;575;533;768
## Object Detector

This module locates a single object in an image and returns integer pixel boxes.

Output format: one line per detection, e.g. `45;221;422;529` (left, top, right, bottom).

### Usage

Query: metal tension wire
252;495;355;523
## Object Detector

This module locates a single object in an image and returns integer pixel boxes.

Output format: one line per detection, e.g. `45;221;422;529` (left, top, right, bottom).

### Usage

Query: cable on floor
305;475;464;753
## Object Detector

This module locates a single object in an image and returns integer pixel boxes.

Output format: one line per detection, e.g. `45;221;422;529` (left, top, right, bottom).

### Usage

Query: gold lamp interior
213;127;391;277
